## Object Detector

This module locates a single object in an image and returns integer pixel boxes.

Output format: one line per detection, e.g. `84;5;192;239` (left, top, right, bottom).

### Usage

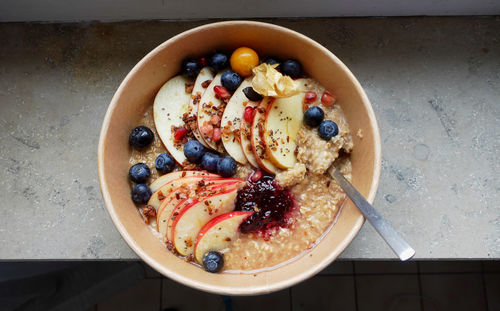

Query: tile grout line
416;261;424;311
352;261;359;311
480;261;489;311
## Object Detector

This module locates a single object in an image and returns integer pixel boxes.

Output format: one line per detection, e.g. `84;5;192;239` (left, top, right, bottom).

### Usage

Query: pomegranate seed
321;92;336;107
214;85;231;100
243;106;255;123
200;124;213;136
305;91;317;101
199;57;207;67
250;170;262;182
174;127;187;141
210;114;221;126
212;128;222;142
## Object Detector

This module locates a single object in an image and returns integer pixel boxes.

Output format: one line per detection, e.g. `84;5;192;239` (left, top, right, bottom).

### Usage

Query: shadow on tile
354;260;418;274
419;260;482;273
291;275;356;311
161;278;225;311
231;289;290;311
319;260;354;275
97;279;161;311
484;274;500;311
420;274;487;311
356;274;421;311
483;260;500;272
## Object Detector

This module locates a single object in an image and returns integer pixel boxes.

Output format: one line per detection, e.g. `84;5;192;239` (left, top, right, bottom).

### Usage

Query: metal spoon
328;166;415;261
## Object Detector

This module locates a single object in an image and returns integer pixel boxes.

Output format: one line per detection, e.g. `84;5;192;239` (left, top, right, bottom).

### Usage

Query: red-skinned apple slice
164;181;242;241
239;102;260;168
171;184;244;256
147;175;224;210
156;179;242;238
250;97;280;174
197;73;224;152
150;170;219;193
194;211;253;263
263;81;306;169
153;75;192;166
221;78;257;164
189;67;215;148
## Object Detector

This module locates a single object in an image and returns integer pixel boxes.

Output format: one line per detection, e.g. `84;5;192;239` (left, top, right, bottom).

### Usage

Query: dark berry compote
234;174;295;235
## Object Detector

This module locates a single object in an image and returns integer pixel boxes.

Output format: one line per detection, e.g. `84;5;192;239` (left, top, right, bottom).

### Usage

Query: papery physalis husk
251;63;300;97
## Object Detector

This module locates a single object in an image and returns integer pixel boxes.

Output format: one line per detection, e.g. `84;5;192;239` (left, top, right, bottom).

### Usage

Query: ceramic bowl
98;20;381;295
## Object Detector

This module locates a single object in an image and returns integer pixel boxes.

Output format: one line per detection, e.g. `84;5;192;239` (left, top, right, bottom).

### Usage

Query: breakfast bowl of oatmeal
98;20;381;294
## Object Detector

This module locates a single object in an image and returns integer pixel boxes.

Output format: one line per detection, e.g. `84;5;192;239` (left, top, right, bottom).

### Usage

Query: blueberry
209;52;228;72
184;140;205;163
129;163;151;183
129;126;154;149
201;153;221;173
221;70;243;93
131;183;152;204
155;153;175;174
318;120;339;140
243;87;263;102
181;59;201;79
281;59;302;78
304;106;325;128
217;156;237;177
202;251;224;273
263;57;280;66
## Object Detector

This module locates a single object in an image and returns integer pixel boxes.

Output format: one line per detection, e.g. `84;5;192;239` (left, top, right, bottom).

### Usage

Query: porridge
127;47;354;273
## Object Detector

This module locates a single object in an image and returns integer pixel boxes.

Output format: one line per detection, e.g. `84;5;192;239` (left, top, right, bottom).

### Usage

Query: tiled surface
231;289;290;311
355;260;418;274
161;278;225;311
96;279;161;311
291;275;356;310
484;274;500;311
483;260;500;272
419;260;482;273
420;274;487;311
319;260;354;275
356;274;421;311
88;260;500;310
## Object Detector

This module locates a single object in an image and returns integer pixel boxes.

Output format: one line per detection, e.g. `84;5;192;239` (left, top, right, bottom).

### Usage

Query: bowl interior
98;21;381;295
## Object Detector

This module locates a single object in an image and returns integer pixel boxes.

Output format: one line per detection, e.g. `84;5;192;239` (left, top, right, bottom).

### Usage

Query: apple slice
164;180;243;241
194;211;253;263
263;87;305;169
221;78;257;164
171;185;244;256
197;73;224;152
239;103;260;168
250;97;280;174
150;170;218;193
189;67;215;148
153;75;192;166
156;179;242;238
147;175;223;210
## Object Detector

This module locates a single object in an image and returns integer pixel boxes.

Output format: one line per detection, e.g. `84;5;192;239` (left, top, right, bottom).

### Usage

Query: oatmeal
126;47;353;273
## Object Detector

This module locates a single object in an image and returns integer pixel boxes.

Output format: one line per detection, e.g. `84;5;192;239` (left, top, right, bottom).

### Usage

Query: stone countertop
0;17;498;260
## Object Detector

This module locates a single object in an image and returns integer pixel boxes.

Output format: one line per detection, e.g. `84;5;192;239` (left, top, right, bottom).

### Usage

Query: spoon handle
329;167;415;261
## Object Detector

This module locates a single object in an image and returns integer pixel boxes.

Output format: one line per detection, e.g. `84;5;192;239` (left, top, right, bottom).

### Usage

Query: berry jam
234;175;295;234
